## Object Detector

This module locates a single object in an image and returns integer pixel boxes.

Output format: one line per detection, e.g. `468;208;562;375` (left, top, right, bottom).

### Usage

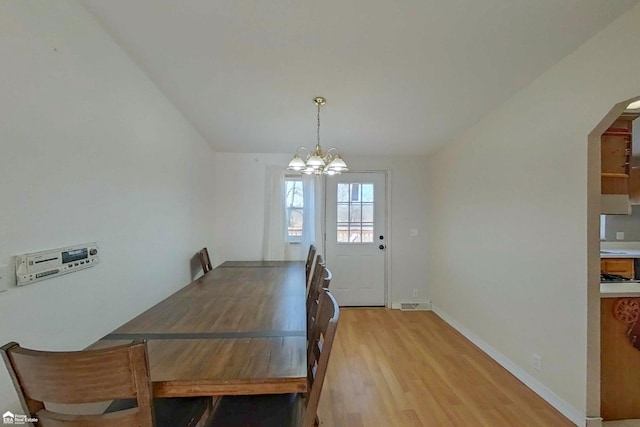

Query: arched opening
587;96;640;424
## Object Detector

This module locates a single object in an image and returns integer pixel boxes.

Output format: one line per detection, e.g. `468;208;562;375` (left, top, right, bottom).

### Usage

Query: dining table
89;260;307;398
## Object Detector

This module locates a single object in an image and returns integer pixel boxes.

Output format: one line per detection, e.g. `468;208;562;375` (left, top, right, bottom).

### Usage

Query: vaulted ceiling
80;0;638;156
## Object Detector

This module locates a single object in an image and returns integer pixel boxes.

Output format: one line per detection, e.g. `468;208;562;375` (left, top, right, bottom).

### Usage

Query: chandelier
287;97;348;175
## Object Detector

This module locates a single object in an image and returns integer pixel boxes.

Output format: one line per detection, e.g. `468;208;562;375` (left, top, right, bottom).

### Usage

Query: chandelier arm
295;146;311;159
324;147;341;161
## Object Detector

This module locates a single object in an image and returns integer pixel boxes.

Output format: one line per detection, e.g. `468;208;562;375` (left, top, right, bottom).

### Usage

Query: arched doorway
586;96;640;425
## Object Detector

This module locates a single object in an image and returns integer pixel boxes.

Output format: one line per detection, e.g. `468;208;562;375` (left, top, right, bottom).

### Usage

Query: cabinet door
601;258;635;279
601;117;633;195
601;135;630;175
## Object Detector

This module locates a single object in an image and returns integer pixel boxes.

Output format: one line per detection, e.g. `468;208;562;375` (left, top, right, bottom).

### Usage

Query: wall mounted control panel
15;243;99;286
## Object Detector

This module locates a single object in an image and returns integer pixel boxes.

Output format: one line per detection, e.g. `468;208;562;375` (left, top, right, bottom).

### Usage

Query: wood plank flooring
317;309;575;427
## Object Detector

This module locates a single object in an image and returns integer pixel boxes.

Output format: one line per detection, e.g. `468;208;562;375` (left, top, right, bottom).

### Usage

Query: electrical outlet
616;231;625;240
412;289;418;297
410;228;419;237
532;354;543;372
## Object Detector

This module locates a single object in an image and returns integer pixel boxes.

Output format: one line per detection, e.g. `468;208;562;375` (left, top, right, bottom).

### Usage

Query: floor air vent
400;302;430;311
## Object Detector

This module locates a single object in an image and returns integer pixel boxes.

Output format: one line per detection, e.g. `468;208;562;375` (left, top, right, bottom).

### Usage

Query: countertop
600;249;640;258
600;282;640;297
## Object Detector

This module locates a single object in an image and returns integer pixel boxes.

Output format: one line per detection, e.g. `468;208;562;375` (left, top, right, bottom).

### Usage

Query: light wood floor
317;309;575;427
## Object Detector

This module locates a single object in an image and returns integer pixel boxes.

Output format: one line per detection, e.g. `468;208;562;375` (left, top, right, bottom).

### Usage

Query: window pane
362;184;374;202
291;183;303;208
337;223;349;242
285;179;303;238
288;209;303;237
362;224;374;242
337;183;350;202
285;181;294;205
337;204;349;222
350;204;362;222
362;204;373;222
349;230;362;242
350;183;360;202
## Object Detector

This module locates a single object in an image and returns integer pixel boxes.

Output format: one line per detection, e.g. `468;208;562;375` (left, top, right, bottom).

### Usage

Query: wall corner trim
431;304;585;427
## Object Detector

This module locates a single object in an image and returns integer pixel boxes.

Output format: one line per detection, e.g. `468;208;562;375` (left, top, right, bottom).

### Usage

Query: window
285;179;304;240
337;182;374;243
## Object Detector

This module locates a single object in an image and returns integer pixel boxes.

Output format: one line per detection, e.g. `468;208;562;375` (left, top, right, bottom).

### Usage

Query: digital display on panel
62;248;88;264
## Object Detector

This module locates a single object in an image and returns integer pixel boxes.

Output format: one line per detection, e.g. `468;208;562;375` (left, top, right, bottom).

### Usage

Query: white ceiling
79;0;638;156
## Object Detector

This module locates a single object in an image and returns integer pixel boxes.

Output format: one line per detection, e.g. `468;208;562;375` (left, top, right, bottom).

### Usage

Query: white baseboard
431;304;585;427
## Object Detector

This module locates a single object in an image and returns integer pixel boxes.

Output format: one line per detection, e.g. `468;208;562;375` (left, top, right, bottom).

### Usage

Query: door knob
379;244;386;250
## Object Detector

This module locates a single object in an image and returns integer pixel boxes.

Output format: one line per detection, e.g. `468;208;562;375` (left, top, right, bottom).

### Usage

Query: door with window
325;172;386;306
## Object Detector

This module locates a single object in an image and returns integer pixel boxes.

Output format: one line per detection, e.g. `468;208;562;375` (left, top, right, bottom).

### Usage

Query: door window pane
337;182;374;243
337;204;349;222
337;183;350;202
362;184;374;202
349;205;362;222
362;204;374;222
350;183;361;201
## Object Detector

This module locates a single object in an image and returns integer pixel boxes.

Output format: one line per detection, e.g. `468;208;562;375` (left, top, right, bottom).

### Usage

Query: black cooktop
601;272;635;282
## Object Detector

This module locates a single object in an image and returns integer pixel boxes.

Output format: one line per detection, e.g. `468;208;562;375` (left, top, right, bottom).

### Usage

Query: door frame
322;170;392;308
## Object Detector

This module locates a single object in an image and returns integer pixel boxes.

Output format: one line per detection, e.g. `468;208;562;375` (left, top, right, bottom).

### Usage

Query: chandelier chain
317;102;321;150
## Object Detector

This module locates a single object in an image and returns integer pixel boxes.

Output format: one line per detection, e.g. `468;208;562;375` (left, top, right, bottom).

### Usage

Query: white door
325;172;387;306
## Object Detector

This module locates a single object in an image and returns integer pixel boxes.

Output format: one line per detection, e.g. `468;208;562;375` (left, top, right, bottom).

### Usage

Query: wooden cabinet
601;297;640;420
601;258;635;279
601;118;632;195
630;165;640;204
601;114;640;200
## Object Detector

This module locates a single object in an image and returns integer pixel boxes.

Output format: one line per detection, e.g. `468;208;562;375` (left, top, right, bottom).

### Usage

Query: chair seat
106;397;211;427
206;394;304;427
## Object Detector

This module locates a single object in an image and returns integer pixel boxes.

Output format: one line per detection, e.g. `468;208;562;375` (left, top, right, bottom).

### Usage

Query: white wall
426;3;640;424
0;1;216;410
214;153;430;305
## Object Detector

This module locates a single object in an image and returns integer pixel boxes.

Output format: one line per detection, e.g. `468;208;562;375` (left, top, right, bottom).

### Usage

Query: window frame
336;181;375;244
284;177;304;243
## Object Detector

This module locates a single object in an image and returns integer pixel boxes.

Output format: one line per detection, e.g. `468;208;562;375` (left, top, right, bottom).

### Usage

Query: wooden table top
92;261;307;398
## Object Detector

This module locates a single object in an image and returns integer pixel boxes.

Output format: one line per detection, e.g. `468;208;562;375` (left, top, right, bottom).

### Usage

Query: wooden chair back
1;340;155;427
305;255;325;333
306;267;332;339
306;255;324;303
305;245;316;283
304;289;340;427
199;247;213;273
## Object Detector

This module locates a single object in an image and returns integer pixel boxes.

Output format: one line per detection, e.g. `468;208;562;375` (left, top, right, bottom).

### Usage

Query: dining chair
305;257;324;335
204;289;340;427
306;254;324;298
307;268;332;340
1;340;212;427
199;247;213;273
306;255;318;292
305;245;316;283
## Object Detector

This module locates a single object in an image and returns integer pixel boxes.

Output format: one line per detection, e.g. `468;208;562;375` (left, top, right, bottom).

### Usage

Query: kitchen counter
600;282;640;297
600;249;640;258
